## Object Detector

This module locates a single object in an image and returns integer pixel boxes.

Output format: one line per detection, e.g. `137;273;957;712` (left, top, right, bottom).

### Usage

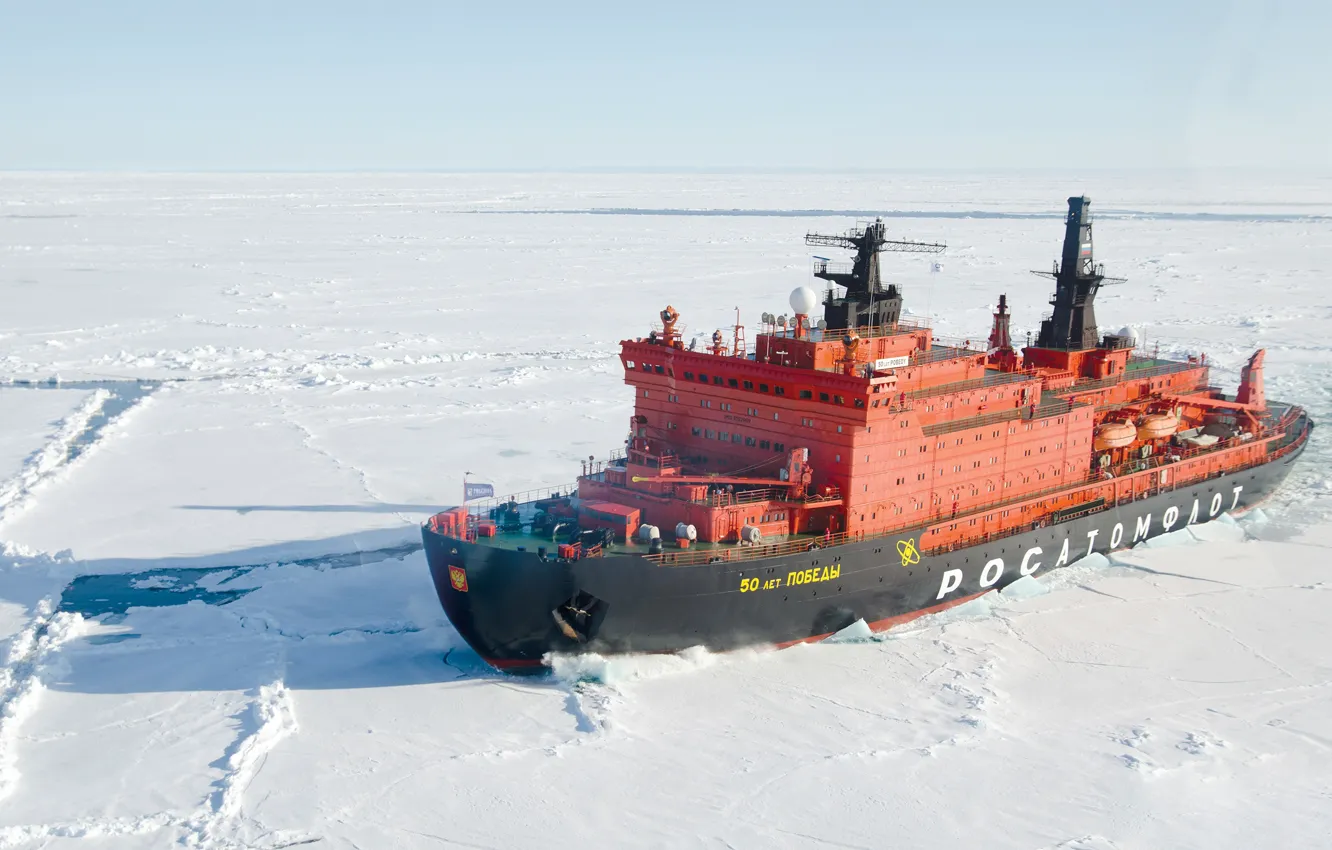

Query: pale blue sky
1;1;1328;170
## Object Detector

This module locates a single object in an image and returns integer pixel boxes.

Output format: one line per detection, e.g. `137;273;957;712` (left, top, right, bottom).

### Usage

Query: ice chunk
826;618;873;643
999;575;1050;600
1141;528;1196;548
1189;518;1247;544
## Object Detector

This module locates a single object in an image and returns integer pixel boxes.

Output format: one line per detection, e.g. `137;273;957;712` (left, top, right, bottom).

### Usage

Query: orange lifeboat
1094;420;1137;451
1137;412;1180;441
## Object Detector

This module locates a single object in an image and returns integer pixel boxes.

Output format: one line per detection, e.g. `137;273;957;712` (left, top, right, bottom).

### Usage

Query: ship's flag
464;482;495;501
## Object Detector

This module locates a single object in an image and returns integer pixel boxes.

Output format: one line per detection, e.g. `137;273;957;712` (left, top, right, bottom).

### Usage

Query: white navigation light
789;286;818;316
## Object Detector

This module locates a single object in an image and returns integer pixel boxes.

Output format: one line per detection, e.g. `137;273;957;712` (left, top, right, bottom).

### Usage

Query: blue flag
464;482;495;501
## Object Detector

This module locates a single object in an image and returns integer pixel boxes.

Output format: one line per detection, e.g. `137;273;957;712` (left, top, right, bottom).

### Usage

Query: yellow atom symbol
897;538;921;567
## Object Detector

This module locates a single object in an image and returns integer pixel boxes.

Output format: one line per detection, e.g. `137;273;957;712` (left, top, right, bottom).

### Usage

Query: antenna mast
805;217;944;331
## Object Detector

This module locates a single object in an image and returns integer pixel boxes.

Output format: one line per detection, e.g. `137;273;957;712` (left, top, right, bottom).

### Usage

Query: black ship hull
424;424;1310;672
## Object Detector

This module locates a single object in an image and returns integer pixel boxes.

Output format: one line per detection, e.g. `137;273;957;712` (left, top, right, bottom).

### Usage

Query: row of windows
682;370;789;397
688;426;785;453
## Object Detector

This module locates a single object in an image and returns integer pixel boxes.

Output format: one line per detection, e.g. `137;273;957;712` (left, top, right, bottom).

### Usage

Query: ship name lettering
936;568;964;600
979;558;1004;588
1085;528;1100;556
1110;522;1124;549
1209;492;1223;517
1054;537;1070;567
739;576;787;593
1133;514;1151;542
723;414;752;424
1188;498;1200;525
1020;546;1043;576
783;563;841;588
1231;485;1243;509
1163;505;1180;530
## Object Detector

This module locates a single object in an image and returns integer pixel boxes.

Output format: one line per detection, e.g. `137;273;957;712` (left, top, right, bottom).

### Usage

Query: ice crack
0;599;86;801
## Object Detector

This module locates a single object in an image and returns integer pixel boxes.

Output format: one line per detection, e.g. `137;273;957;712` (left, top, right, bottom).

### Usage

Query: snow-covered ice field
1;171;1330;848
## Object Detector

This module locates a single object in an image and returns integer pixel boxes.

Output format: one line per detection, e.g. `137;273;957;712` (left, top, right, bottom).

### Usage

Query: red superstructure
572;198;1288;561
422;195;1312;672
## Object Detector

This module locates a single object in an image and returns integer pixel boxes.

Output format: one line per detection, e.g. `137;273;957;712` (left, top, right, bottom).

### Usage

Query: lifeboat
1093;420;1137;451
1137;411;1180;441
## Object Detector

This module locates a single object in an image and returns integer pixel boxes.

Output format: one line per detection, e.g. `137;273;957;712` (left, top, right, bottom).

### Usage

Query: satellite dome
789;286;818;316
1117;326;1139;343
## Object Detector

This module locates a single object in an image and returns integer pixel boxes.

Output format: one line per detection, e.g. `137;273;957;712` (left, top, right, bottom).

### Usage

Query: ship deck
467;524;823;560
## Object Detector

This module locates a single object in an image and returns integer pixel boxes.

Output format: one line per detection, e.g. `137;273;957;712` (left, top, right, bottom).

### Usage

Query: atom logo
897;538;921;567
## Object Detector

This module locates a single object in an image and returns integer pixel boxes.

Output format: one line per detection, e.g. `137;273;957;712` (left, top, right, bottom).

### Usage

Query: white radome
1117;325;1139;343
789;286;818;316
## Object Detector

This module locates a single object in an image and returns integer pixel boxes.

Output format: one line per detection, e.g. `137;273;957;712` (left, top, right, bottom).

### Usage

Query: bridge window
743;380;754;390
760;439;770;449
625;361;635;369
732;434;742;444
654;365;665;375
697;373;708;383
719;432;729;441
774;442;785;452
706;429;715;438
683;371;694;380
714;376;724;386
745;436;756;447
700;399;712;408
799;390;812;400
819;392;830;402
641;363;651;372
775;386;786;396
728;378;739;388
834;395;845;405
854;399;865;408
759;383;769;393
692;427;702;437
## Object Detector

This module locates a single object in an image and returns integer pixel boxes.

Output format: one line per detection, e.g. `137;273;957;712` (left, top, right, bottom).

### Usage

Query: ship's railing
928;417;1311;556
905;369;1037;400
644;408;1310;567
454;483;581;519
689;487;842;508
1049;359;1202;397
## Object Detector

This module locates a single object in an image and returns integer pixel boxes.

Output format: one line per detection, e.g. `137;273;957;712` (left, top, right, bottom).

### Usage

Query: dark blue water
57;543;422;619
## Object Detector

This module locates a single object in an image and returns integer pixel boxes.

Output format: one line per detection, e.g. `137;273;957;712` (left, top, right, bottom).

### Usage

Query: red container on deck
476;520;497;538
578;502;641;543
